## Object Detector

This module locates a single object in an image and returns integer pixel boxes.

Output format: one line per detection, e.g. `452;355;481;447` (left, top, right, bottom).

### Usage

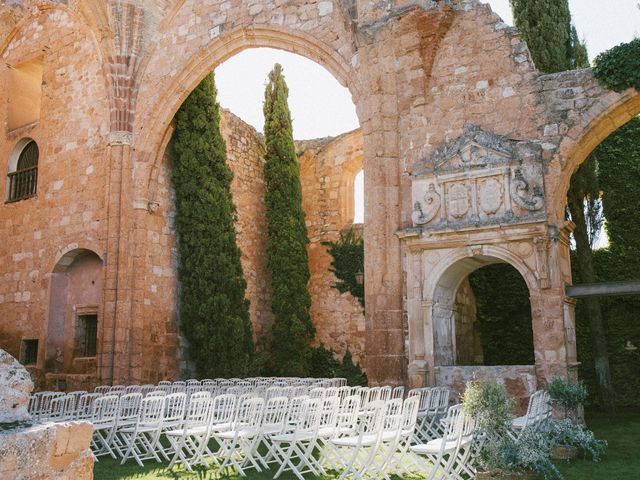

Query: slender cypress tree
263;64;315;376
511;1;615;410
171;72;254;378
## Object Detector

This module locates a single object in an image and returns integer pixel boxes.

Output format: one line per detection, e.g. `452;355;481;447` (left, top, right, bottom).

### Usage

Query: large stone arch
545;85;640;222
134;25;362;199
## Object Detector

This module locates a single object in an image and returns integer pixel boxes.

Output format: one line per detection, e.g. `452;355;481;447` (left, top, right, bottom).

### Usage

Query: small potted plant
547;377;587;423
546;377;606;461
463;380;563;480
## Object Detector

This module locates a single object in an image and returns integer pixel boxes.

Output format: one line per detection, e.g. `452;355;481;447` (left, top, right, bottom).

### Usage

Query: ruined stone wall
299;130;366;364
1;0;638;387
453;278;483;366
221;110;273;348
0;8;109;385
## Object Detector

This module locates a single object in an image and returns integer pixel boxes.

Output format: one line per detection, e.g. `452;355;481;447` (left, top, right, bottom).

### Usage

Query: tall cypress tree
171;73;255;378
510;0;615;410
510;0;572;72
263;64;315;376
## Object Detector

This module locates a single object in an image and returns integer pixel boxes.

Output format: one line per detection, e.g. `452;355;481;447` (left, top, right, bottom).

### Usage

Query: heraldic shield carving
411;124;547;230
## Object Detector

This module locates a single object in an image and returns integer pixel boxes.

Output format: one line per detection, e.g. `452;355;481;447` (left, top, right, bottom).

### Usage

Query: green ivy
574;117;640;407
593;39;640;92
309;343;368;386
322;227;365;307
468;264;535;366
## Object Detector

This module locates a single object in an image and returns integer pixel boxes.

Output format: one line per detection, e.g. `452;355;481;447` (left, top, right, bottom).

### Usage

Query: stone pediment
415;125;523;176
411;125;546;230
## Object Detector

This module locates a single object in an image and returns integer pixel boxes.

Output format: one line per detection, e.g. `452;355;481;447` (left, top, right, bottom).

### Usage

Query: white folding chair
165;392;213;471
119;395;165;466
410;404;475;480
328;399;387;480
111;393;143;457
255;396;290;468
385;394;421;476
511;390;552;439
90;394;120;459
271;397;324;480
156;392;187;461
76;393;102;420
213;396;265;475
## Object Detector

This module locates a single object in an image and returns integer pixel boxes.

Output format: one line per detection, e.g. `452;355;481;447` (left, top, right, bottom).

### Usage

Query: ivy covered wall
574;117;640;407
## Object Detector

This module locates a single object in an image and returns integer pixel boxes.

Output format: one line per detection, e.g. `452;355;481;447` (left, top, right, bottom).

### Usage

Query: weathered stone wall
436;364;537;414
453;278;483;366
221;110;272;348
0;348;32;423
299;130;366;364
0;421;93;480
0;348;93;478
0;8;109;386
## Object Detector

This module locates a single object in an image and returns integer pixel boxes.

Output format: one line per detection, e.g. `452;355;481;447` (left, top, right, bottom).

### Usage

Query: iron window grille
7;140;38;202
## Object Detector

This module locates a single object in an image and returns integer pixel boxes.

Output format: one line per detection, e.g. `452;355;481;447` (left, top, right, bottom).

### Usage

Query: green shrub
548;377;588;418
593;39;640;92
309;345;368;386
462;379;512;437
336;350;368;387
548;419;607;462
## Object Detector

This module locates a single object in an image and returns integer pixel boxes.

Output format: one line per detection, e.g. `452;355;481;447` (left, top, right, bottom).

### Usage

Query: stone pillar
359;42;405;387
100;132;135;385
530;288;575;385
405;250;427;388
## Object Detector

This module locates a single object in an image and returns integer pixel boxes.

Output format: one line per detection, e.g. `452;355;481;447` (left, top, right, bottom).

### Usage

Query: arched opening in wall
465;264;535;366
353;170;364;225
45;249;103;389
432;257;535;368
430;254;538;409
161;45;363;370
563;114;640;408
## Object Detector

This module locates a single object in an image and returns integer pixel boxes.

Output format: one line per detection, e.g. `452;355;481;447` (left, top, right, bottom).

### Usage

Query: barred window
75;314;98;358
20;339;39;365
7;140;38;202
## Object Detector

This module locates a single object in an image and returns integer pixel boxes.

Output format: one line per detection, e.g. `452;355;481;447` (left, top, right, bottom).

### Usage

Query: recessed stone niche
0;348;93;479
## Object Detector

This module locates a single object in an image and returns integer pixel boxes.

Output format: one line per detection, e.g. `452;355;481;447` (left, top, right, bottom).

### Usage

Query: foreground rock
0;349;93;479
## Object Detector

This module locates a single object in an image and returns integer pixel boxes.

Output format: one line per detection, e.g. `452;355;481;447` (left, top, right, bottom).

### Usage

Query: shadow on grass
94;409;640;480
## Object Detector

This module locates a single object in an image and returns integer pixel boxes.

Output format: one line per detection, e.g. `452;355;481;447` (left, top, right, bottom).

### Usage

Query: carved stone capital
108;131;134;146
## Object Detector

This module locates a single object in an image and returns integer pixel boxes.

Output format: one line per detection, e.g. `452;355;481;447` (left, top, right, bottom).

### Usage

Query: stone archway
544;80;640;223
45;248;103;391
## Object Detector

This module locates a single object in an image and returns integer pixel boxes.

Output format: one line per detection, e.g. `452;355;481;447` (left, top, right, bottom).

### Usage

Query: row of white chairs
84;387;476;480
28;384;403;422
28;382;487;479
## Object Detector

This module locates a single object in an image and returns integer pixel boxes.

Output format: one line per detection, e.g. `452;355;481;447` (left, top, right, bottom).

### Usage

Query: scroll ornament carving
412;184;441;225
511;167;544;211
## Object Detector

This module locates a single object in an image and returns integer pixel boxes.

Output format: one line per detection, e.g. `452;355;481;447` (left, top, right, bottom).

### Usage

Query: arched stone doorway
427;253;538;410
45;248;103;391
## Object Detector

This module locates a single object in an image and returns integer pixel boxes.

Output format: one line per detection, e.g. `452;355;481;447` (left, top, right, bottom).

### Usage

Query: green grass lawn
555;408;640;480
93;409;640;479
